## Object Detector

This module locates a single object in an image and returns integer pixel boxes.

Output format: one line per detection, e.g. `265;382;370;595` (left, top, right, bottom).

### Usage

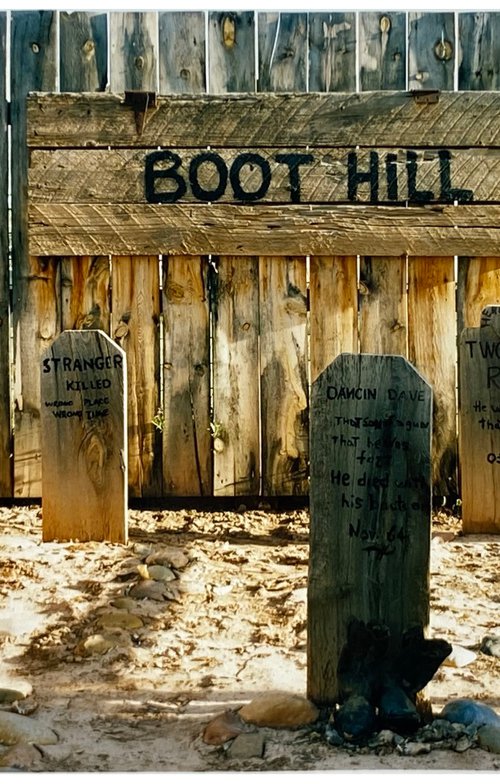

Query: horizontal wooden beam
27;91;500;149
29;147;499;206
29;203;500;257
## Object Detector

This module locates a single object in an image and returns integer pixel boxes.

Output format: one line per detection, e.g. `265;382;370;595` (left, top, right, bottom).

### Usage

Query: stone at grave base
324;725;344;747
378;682;421;735
238;692;319;728
0;690;26;705
146;548;189;570
399;741;431;756
440;699;500;728
0;741;44;770
227;731;265;760
129;580;170;601
0;713;58;745
480;635;500;658
335;695;377;741
202;710;251;746
97;611;143;630
478;725;500;754
443;644;477;668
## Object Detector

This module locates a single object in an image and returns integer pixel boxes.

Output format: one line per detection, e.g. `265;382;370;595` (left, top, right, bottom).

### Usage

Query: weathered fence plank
61;256;110;333
408;12;455;91
309;256;358;384
258;12;307;92
162;256;211;496
359;257;407;355
28;203;500;259
112;256;161;498
260;257;308;495
27;92;500;149
408;257;457;498
109;11;158;92
158;11;206;94
208;12;255;93
459;12;500;90
0;13;10;496
29;147;500;206
212;256;260;496
309;13;356;92
359;11;406;91
60;11;108;92
11;11;57;496
457;257;500;338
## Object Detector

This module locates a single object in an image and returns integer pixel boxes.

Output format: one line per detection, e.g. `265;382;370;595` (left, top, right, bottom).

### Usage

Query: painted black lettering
230;153;271;202
385;153;398;201
275;153;313;203
145;150;187;204
189;151;227;201
406;151;433;203
438;150;473;204
347;151;379;202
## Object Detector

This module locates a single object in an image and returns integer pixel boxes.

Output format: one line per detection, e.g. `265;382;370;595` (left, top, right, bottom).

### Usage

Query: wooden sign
308;353;432;705
459;305;500;534
41;330;127;543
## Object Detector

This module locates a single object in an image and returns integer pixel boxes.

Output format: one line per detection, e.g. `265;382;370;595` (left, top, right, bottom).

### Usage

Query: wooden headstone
308;353;432;706
459;305;500;534
41;330;127;543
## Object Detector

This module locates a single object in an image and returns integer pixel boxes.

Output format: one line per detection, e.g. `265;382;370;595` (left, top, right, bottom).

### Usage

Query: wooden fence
1;10;500;502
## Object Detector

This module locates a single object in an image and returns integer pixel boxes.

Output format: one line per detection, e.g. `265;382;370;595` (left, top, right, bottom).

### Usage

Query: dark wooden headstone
308;353;432;706
459;305;500;534
41;330;127;543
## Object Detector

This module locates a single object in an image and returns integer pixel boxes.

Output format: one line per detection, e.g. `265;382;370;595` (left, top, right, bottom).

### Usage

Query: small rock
440;699;500;728
75;633;123;656
97;612;143;630
147;565;176;582
227;732;265;760
0;690;26;705
203;710;250;745
480;635;500;658
0;712;58;746
239;692;319;729
146;547;189;570
136;564;150;579
129;580;170;601
399;741;431;756
335;696;376;741
110;597;138;611
478;725;500;754
10;697;38;716
443;644;477;668
0;741;43;770
371;729;396;747
324;725;344;747
454;736;474;753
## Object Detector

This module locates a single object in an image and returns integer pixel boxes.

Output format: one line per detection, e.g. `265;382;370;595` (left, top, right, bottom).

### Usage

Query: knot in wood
379;15;391;34
135;55;145;70
222;15;236;48
30;42;40;54
83;39;95;55
434;39;453;61
180;68;190;80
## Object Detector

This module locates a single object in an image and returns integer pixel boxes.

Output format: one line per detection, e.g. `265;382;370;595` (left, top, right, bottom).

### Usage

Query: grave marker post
41;330;127;543
308;353;432;706
459;305;500;534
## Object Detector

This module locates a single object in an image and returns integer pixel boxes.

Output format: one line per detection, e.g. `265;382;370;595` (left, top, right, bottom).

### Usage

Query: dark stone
480;635;500;658
378;681;421;735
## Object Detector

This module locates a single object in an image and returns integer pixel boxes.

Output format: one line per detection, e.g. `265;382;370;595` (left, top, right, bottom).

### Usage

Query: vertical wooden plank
359;12;406;91
208;11;256;92
408;257;457;500
309;256;358;384
457;257;500;337
60;11;108;91
158;11;206;94
11;11;57;497
112;256;161;498
109;11;158;92
257;12;307;91
260;257;308;496
61;256;111;333
309;12;356;92
459;12;500;90
0;13;10;496
212;257;260;497
408;12;455;90
163;256;211;496
359;257;407;355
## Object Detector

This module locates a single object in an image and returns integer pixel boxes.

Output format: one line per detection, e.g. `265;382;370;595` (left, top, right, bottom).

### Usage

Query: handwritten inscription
145;148;473;206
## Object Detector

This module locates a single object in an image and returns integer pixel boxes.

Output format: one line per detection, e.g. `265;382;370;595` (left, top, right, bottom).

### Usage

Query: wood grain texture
159;11;206;94
212;256;260;496
359;257;407;355
309;12;356;92
0;13;10;496
309;256;358;383
28;203;500;259
112;256;161;498
258;12;307;92
359;12;406;91
61;256;110;333
109;11;158;92
11;11;57;497
208;11;255;93
457;257;500;339
308;354;432;704
60;11;108;92
29;147;500;206
408;12;455;90
162;256;211;496
27;92;500;149
408;257;457;499
459;322;500;533
260;257;308;496
41;330;127;543
459;12;500;90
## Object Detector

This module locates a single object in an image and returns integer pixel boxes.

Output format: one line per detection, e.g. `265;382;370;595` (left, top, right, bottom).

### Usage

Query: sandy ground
0;504;498;773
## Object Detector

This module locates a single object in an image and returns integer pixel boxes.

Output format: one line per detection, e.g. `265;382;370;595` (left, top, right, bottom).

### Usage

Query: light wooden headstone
41;330;127;543
308;353;432;706
459;305;500;534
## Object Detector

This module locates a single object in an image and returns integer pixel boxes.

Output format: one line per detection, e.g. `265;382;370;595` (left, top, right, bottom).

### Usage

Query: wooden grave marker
308;353;433;708
41;330;127;543
459;305;500;534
